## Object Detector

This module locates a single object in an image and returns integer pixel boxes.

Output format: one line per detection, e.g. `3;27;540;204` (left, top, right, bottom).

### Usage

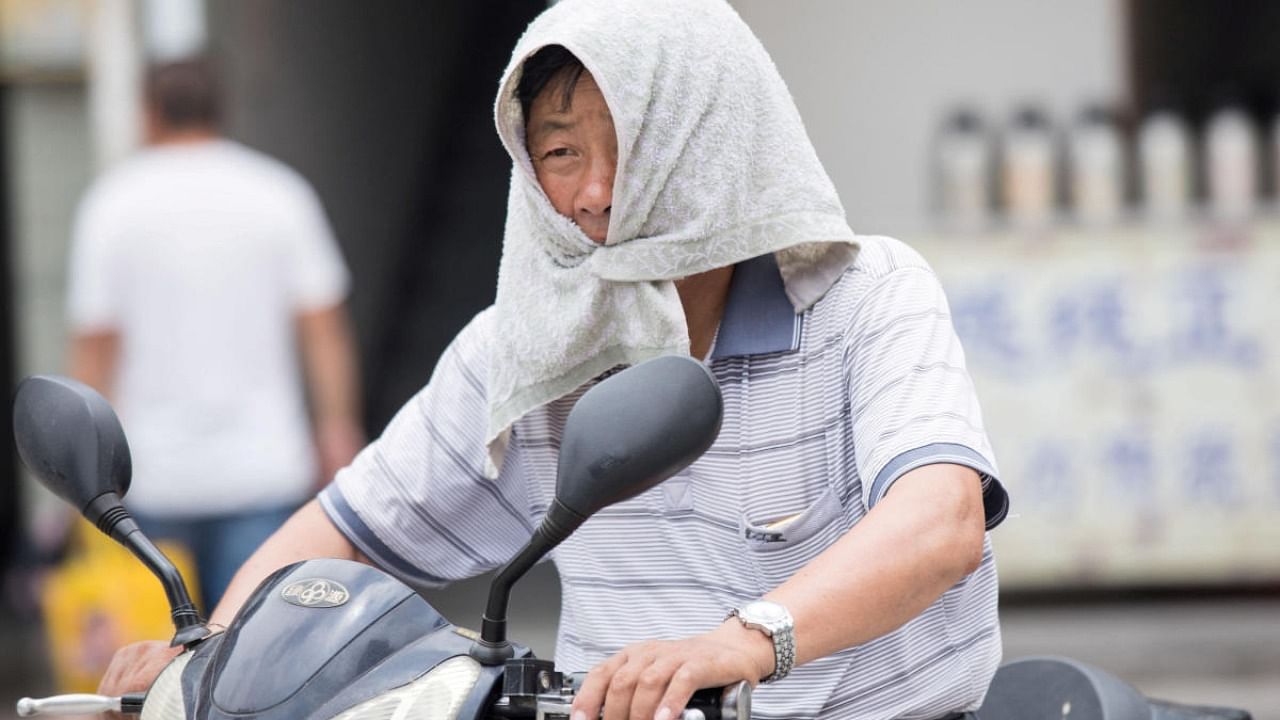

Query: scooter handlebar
16;692;145;717
542;677;751;720
17;694;120;717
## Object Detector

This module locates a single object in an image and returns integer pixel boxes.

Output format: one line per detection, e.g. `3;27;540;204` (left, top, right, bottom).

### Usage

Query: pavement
2;565;1276;719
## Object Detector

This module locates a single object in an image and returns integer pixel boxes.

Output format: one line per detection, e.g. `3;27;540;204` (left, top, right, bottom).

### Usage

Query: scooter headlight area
134;649;480;720
327;656;481;720
139;653;194;720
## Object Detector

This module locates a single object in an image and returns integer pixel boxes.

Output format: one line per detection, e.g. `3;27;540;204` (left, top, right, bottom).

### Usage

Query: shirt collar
711;253;802;359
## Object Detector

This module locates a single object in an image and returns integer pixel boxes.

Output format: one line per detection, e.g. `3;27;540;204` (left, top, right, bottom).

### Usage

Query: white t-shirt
67;139;350;517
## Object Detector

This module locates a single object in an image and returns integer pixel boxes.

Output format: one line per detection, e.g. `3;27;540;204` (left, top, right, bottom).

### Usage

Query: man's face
526;69;617;245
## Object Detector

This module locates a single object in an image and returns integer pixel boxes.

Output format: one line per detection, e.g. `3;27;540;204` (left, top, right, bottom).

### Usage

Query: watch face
742;600;788;625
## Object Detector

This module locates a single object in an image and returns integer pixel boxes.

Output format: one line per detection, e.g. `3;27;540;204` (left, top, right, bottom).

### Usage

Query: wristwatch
727;599;795;683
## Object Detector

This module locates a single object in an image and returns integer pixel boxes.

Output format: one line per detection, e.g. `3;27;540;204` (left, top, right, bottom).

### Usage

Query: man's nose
577;157;614;217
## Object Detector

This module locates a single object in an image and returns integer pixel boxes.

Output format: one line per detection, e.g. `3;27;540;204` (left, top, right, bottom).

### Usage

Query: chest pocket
728;346;852;593
741;483;846;592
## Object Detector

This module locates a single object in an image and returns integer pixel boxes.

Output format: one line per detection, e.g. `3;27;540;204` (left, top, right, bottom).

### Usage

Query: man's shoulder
86;141;310;200
201;141;323;204
820;235;938;309
219;141;308;181
74;156;161;231
848;234;934;281
78;154;155;211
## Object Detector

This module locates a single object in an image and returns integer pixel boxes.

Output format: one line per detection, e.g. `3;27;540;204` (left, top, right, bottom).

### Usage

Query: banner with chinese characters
916;223;1280;589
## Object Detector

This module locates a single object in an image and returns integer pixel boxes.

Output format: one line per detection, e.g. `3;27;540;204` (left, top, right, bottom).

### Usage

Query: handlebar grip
122;693;147;714
558;676;751;720
683;681;752;720
16;694;123;717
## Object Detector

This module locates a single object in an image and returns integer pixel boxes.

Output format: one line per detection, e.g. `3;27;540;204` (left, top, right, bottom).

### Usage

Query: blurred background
2;0;1279;718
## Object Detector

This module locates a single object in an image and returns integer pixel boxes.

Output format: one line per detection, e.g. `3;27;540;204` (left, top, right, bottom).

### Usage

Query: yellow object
41;520;200;693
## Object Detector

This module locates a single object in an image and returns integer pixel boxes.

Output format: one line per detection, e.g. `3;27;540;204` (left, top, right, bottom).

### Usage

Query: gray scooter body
978;656;1252;719
177;558;517;719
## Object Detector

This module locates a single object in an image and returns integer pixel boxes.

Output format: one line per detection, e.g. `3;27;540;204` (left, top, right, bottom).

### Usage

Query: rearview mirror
472;355;723;663
13;374;211;647
13;375;132;511
554;355;723;520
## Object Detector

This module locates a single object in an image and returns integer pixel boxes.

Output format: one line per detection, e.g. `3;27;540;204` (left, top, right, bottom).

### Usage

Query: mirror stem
86;492;214;648
469;501;585;665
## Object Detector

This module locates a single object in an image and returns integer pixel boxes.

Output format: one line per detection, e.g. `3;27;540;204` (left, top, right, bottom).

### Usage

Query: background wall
731;0;1123;235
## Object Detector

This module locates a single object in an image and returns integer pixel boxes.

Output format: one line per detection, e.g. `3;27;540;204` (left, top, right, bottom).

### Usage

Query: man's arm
764;463;985;664
97;500;369;703
68;330;120;397
296;304;365;488
571;462;986;720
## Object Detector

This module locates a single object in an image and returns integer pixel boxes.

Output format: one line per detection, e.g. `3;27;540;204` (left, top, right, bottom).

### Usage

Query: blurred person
97;4;1008;720
65;58;364;612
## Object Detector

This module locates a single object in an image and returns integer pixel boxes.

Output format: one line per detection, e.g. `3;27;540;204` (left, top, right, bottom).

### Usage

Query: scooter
976;655;1252;719
10;356;1256;720
12;356;747;719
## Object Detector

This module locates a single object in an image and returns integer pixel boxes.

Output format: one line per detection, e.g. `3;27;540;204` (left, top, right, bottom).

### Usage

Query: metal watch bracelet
766;624;795;683
727;602;795;683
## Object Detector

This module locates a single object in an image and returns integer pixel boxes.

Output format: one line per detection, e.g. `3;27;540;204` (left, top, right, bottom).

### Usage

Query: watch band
727;602;795;683
768;620;788;681
764;620;795;683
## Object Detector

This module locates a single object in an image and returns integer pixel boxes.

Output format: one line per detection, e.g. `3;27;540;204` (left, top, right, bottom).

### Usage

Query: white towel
485;0;859;475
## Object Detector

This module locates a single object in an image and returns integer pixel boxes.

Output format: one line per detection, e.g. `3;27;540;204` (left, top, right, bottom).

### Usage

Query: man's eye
544;148;572;159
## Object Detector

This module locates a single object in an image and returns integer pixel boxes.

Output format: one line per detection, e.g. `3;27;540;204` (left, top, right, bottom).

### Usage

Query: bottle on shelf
1001;105;1057;231
1067;104;1125;227
1204;103;1259;223
1137;108;1193;223
934;107;993;233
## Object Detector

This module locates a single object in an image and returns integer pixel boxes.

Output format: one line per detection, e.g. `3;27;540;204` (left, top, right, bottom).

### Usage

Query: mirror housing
13;375;132;512
472;355;723;663
553;355;723;522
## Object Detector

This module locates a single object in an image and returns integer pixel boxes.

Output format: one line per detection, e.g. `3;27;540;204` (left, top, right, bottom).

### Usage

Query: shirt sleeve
66;183;124;331
281;178;350;312
318;311;537;588
845;265;1009;530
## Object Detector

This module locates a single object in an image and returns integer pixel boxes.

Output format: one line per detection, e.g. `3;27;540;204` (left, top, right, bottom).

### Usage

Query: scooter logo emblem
280;578;350;608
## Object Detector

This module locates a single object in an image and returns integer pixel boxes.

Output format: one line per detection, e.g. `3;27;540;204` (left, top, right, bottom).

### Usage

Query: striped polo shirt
321;235;1009;720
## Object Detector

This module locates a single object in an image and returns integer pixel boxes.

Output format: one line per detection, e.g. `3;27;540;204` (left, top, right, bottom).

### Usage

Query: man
67;59;364;612
100;4;1008;719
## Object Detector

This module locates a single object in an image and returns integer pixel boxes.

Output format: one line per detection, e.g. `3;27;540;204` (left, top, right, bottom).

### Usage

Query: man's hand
96;640;182;719
571;620;773;720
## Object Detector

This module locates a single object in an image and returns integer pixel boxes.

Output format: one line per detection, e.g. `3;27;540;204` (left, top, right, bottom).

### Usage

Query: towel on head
485;0;859;475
